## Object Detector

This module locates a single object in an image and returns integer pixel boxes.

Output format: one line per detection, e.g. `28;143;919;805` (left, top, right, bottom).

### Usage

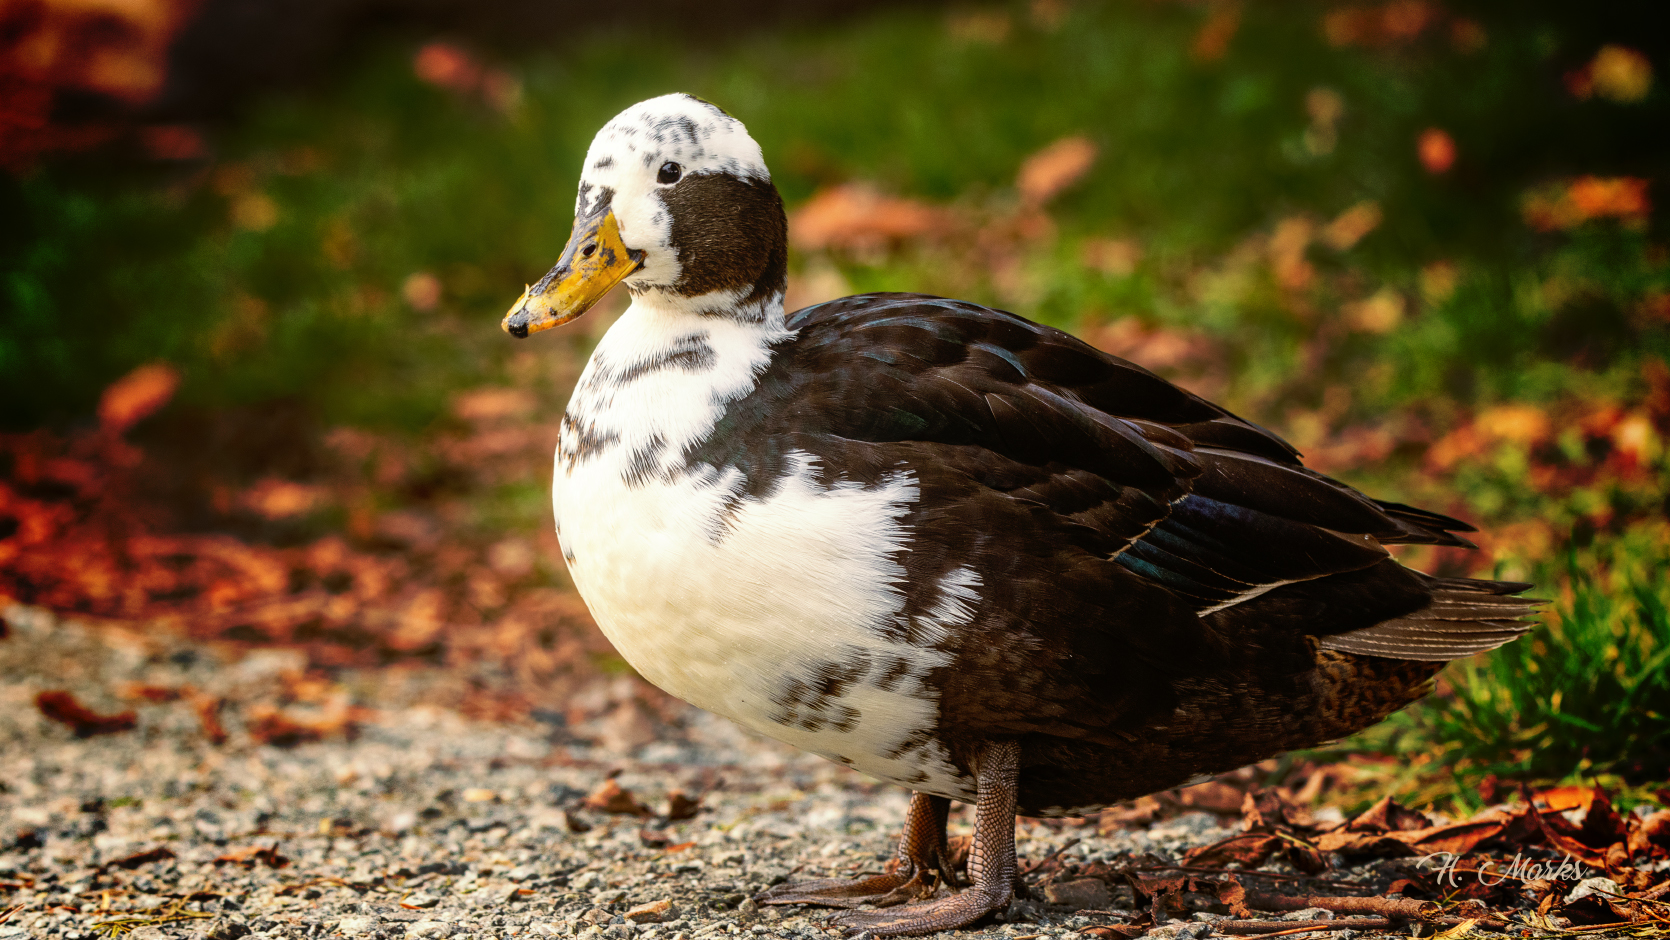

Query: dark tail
1317;575;1540;662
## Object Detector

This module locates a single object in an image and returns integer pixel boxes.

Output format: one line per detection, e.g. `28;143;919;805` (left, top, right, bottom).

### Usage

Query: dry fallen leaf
214;844;289;868
98;363;180;434
245;703;362;747
1567;45;1654;102
666;790;702;821
581;779;654;817
1323;200;1383;251
1016;136;1098;206
104;847;176;870
1418;127;1456;174
35;690;137;738
790;183;952;252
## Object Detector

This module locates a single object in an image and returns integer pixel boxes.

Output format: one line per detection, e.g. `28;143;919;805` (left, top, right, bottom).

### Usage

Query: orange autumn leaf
1017;136;1098;206
98;362;179;434
413;42;483;94
1567;45;1654;102
1322;0;1436;48
1523;176;1650;231
1322;200;1383;251
1190;0;1241;62
1418;127;1456;174
790;183;953;252
582;778;655;817
36;690;137;737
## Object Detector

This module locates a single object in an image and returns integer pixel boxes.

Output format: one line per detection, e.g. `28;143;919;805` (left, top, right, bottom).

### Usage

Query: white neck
624;283;787;326
558;290;792;482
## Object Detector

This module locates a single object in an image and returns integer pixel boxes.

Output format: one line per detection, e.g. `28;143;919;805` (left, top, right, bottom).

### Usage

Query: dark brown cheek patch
660;173;788;305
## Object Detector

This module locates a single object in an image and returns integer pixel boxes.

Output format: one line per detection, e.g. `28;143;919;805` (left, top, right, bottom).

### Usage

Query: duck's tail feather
1316;575;1541;662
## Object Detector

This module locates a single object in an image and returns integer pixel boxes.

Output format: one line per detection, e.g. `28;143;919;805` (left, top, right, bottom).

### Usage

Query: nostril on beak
581;244;597;259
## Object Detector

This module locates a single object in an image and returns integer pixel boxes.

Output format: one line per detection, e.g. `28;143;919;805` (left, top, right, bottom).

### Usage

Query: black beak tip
508;321;529;339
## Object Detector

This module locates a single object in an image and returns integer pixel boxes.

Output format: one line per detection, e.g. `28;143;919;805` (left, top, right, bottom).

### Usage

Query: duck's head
503;94;788;337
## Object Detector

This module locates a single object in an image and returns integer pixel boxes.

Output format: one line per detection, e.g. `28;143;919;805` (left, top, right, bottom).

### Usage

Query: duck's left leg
757;791;954;909
827;740;1020;937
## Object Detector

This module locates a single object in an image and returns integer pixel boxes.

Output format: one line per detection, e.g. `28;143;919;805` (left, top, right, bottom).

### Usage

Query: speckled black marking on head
659;172;787;315
592;156;614;170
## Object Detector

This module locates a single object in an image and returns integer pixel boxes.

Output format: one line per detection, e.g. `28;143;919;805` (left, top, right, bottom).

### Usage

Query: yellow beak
502;207;644;338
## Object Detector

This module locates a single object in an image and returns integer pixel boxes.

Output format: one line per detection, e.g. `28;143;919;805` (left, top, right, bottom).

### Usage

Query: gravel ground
1;604;1376;940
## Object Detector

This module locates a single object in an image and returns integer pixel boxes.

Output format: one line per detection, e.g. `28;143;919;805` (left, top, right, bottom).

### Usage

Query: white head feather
577;94;771;302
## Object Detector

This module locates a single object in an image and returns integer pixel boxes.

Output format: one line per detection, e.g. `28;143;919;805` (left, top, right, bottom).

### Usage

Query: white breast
552;300;974;800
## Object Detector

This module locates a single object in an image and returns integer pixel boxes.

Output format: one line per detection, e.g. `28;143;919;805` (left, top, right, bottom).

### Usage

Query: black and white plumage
505;94;1537;936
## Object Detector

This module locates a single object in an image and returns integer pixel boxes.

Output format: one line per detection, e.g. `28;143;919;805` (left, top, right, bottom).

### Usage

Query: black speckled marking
594;333;716;389
560;414;620;471
768;654;873;733
622;434;668;489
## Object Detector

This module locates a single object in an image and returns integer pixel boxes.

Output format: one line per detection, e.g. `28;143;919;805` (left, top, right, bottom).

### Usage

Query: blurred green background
2;0;1667;805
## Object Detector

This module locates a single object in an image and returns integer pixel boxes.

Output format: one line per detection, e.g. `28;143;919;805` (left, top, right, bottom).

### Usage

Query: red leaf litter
1048;781;1670;936
34;690;138;738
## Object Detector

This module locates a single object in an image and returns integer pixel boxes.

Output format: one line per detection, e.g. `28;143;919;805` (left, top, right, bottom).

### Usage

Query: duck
502;94;1537;937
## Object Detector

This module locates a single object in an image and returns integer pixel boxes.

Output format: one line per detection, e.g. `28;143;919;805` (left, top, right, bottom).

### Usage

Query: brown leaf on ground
1096;794;1164;831
1088;318;1220;374
1241;788;1313;831
1522;176;1651;231
1534;785;1595;813
1314;794;1516;859
1177;780;1247;815
1016;136;1097;206
118;682;184;703
1521;785;1609;867
1182;832;1282;869
1629;811;1670;860
245;703;361;747
581;779;654;817
1190;0;1241;62
1215;877;1252;918
35;690;137;737
1348;795;1432;833
192;694;228;745
1322;200;1383;250
104;847;176;870
214;844;289;868
98;363;180;434
665;790;701;821
790;184;954;253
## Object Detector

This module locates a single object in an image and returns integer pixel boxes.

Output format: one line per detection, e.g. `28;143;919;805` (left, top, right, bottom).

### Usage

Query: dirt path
1;605;1387;940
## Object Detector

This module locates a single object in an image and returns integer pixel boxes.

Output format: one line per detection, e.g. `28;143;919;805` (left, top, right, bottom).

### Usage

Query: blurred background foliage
1;0;1667;807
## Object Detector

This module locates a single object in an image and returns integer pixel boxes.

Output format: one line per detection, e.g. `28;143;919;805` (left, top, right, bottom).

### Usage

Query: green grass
3;1;1668;794
1337;522;1670;809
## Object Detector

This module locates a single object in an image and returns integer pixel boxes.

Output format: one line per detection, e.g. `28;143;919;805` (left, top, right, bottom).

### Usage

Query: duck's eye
657;162;682;185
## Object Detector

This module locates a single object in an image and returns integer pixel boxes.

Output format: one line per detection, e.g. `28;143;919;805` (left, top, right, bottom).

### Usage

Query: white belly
556;450;974;800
